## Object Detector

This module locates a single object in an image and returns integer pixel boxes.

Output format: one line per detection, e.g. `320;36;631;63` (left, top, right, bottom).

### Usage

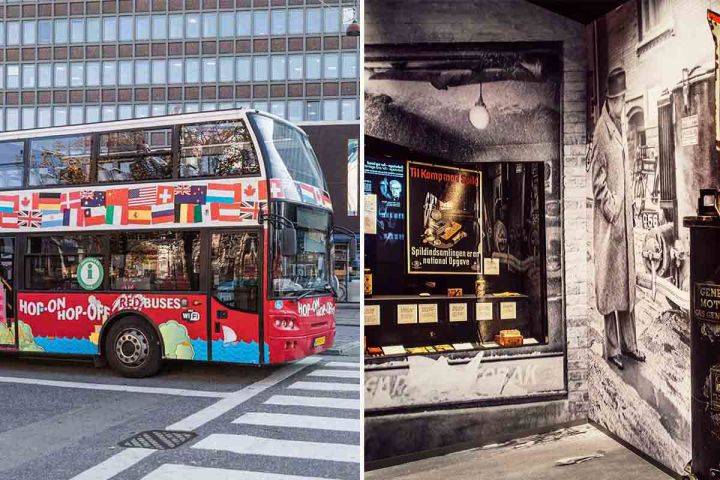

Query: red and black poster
406;161;482;275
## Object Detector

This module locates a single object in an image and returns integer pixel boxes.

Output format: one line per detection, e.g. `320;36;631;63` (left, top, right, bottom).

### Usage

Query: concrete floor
366;424;673;480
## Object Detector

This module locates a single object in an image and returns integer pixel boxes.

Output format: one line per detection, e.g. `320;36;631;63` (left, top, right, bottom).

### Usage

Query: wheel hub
115;328;150;366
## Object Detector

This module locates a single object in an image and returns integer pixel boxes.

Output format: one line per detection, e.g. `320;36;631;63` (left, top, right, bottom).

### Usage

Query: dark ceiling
527;0;628;24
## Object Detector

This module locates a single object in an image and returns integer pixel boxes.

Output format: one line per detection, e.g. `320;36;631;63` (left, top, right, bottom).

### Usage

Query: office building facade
0;0;360;131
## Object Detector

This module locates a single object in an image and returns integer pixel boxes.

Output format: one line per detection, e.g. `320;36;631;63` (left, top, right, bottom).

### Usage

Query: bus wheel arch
100;312;164;378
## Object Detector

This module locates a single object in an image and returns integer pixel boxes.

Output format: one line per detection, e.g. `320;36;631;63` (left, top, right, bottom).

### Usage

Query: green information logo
77;257;103;291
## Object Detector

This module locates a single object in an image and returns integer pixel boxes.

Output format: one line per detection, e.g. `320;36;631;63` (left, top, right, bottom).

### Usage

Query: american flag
128;186;157;206
18;210;42;228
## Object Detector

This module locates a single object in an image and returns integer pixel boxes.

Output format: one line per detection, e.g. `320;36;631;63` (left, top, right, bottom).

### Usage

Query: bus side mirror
281;228;297;257
349;236;358;260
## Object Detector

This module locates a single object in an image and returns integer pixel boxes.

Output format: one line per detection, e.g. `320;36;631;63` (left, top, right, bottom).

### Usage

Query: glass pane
102;61;116;86
253;56;268;82
288;54;303;80
169;59;183;84
169;14;183;39
306;54;321;80
152;59;166;84
38;20;53;44
288;9;304;34
22;64;35;88
54;63;68;87
98;127;172;183
118;60;133;85
254;11;269;35
202;13;217;37
25;236;103;291
323;99;339;121
236;11;251;36
180;121;260;177
119;16;133;41
29;135;93;186
70;63;85;87
211;232;260;311
0;142;24;188
103;17;117;42
86;18;101;42
135;60;150;84
219;57;234;82
324;53;339;79
236;57;251;82
22;20;36;45
306;8;321;33
152;15;167;40
71;19;85;43
186;14;200;38
219;12;235;37
271;10;286;35
110;232;200;291
136;16;150;41
342;53;357;79
203;58;217;83
271;56;286;81
185;58;200;83
54;19;68;43
86;62;100;86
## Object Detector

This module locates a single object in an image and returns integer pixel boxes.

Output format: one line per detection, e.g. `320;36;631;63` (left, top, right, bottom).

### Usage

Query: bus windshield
271;203;331;298
247;113;325;191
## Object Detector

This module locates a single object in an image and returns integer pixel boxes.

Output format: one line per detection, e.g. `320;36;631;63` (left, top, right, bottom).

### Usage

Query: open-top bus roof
0;108;308;142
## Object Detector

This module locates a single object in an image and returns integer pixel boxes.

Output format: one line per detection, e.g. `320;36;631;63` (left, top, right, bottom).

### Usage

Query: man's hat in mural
607;67;627;99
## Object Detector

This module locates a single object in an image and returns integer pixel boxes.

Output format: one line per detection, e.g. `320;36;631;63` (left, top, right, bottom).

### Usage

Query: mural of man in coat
589;67;646;370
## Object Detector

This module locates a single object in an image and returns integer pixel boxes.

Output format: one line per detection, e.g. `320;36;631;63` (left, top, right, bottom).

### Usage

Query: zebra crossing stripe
307;369;360;379
140;463;339;480
323;361;359;369
265;394;360;410
193;434;360;463
288;381;359;392
233;412;360;432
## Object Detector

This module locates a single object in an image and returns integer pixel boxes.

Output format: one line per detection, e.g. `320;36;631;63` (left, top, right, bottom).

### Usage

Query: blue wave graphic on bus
211;340;267;364
34;337;98;355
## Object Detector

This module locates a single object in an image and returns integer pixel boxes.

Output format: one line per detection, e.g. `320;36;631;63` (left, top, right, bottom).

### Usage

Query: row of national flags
0;180;268;229
269;178;332;209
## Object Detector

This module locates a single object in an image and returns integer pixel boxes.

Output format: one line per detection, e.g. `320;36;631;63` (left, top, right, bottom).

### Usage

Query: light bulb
469;103;490;130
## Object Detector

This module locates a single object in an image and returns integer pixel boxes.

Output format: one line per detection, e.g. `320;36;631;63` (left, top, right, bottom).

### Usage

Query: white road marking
69;357;321;480
233;412;360;432
168;357;321;432
307;369;360;379
193;434;360;463
265;394;360;410
323;361;359;369
71;448;155;480
0;376;229;398
141;464;340;480
288;381;359;392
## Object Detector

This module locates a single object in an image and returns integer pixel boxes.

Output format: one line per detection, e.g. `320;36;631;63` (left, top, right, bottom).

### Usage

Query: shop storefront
364;132;566;412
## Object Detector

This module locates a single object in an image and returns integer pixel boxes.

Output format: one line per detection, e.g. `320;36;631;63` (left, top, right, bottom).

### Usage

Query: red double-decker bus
0;109;350;377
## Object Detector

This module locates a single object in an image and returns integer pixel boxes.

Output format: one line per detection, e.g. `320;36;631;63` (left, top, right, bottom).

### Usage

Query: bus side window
179;121;260;178
211;232;259;312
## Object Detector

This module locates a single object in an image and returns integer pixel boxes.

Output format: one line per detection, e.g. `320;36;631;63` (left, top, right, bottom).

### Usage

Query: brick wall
365;0;591;442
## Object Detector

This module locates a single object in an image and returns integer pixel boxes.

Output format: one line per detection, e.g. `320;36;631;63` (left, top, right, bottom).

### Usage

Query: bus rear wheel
105;317;162;378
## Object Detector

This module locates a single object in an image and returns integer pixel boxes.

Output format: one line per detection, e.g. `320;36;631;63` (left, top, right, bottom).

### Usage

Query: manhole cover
119;430;197;450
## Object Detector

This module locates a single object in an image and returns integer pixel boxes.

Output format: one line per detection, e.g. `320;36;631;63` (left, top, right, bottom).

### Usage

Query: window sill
636;25;674;56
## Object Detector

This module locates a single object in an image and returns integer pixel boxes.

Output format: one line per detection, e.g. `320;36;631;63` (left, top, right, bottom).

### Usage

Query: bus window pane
0;141;24;189
109;231;200;291
180;121;259;178
98;127;172;183
29;134;92;186
211;232;259;312
25;235;103;291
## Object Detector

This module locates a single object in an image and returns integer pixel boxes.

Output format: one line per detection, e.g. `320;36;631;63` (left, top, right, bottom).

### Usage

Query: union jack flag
18;210;42;228
175;184;192;196
239;202;260;221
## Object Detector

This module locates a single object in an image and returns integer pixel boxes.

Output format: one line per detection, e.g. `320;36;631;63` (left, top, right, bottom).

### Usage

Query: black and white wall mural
586;0;720;472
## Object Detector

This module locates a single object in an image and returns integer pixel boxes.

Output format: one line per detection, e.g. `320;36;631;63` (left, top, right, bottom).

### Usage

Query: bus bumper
266;328;336;363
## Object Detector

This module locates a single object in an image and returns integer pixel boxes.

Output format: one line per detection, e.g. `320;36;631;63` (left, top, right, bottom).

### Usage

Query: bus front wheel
105;317;162;378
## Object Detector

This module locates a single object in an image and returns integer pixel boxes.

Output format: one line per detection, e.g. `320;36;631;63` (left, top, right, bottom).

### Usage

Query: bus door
0;237;16;348
207;230;263;364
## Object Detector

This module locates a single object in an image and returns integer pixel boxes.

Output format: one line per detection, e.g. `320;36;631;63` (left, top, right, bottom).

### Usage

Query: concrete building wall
364;0;590;461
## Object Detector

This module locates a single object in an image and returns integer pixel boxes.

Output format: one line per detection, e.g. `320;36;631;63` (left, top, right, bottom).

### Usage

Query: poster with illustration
406;161;481;275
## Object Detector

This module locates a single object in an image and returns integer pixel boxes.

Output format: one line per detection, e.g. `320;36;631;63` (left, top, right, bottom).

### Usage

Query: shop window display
364;144;548;358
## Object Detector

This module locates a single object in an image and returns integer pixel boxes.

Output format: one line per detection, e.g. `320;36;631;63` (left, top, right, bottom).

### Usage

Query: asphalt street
0;320;361;480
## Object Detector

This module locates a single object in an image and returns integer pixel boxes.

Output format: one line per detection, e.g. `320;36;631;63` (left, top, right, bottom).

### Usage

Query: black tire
104;316;162;378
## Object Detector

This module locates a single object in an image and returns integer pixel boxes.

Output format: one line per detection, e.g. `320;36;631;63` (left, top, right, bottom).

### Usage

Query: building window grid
0;4;359;127
0;6;352;46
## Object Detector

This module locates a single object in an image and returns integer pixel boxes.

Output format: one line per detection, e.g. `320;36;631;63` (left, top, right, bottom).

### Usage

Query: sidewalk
324;303;360;356
366;424;672;480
